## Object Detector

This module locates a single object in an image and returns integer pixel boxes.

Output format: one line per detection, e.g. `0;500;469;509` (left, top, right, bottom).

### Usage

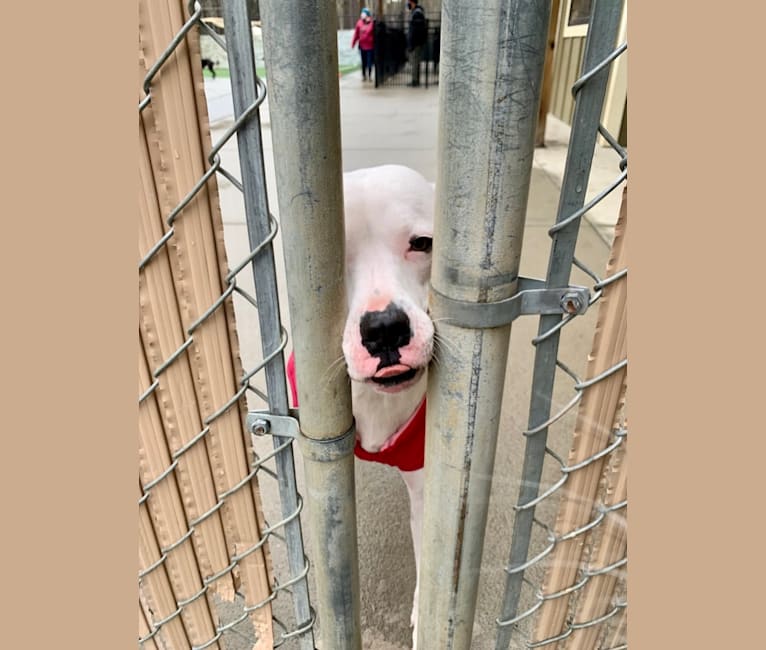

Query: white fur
341;165;434;648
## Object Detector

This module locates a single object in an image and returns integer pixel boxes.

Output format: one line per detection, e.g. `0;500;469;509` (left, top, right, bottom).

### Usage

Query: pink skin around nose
364;294;394;313
344;286;432;384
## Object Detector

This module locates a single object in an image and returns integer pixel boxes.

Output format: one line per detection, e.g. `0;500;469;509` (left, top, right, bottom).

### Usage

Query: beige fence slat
603;605;627;649
139;117;235;601
566;421;627;650
138;482;195;650
139;0;273;644
139;346;221;649
138;599;161;650
532;188;628;648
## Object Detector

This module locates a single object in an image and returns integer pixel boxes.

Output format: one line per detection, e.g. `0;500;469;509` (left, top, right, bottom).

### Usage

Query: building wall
550;32;587;125
201;0;260;19
549;0;627;147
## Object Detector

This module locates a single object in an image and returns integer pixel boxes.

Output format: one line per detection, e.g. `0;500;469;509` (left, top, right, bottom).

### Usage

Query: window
563;0;592;38
568;0;592;26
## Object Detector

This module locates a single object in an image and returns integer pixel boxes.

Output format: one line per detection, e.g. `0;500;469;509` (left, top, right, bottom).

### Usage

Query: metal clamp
298;422;357;463
247;409;357;463
429;277;590;329
247;409;301;439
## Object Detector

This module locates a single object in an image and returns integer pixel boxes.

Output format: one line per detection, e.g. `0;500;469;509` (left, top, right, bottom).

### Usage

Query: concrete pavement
205;68;624;649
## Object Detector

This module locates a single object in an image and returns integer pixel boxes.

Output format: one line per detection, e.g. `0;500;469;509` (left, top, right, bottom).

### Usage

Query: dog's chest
352;377;426;453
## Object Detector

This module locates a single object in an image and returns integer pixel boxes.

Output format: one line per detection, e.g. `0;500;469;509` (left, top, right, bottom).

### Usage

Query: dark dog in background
201;58;217;78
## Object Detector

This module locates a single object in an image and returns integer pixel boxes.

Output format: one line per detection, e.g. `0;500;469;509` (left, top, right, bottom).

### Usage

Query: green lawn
202;64;361;80
339;64;361;76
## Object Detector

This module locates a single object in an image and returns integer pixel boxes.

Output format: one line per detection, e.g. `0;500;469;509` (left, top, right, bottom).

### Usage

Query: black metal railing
373;16;440;88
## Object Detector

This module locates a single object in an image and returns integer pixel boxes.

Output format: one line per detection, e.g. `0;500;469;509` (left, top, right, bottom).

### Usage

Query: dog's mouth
369;364;421;391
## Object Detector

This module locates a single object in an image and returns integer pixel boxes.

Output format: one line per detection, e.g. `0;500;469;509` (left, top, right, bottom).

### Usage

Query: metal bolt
251;418;270;436
561;292;584;315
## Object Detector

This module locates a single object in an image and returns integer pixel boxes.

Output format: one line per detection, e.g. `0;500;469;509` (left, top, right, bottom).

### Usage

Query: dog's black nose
360;303;412;365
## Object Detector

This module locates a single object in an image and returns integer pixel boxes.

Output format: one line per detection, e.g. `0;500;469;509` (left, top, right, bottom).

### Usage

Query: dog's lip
373;364;412;379
368;365;422;392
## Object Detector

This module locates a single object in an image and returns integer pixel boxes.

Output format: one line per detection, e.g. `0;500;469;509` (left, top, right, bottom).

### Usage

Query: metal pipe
494;1;625;647
258;2;360;649
419;1;552;647
220;1;316;647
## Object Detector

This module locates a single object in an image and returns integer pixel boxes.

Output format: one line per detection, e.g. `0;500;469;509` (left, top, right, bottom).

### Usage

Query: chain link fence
138;1;627;648
493;1;628;646
139;1;315;648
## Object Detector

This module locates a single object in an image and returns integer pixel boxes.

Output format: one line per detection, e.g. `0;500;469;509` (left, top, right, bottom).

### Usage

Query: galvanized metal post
258;2;361;649
419;1;552;648
220;1;316;647
494;1;625;648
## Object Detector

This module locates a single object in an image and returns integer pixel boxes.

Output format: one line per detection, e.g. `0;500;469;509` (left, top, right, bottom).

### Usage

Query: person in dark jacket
406;0;427;87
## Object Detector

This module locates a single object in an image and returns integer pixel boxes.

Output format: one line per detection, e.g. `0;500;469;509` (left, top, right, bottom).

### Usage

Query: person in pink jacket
351;8;375;82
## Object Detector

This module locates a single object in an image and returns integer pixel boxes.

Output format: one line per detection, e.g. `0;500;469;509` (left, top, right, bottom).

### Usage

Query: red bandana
286;353;426;471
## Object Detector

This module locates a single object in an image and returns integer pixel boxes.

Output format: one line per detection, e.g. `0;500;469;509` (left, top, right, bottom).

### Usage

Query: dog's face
341;165;435;394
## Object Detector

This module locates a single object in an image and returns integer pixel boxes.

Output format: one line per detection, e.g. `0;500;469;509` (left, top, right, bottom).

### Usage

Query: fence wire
139;1;627;648
138;1;315;648
494;1;628;647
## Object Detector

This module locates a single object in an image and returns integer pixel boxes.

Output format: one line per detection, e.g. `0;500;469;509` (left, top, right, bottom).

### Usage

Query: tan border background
629;2;766;648
2;1;764;647
2;1;136;646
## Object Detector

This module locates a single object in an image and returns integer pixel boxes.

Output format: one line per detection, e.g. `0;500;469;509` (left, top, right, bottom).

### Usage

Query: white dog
288;164;434;647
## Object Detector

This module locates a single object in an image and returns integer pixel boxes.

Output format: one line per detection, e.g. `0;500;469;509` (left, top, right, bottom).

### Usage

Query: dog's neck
352;371;427;453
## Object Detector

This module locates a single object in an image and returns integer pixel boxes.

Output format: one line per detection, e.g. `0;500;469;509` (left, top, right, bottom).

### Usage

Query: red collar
286;353;426;471
352;396;425;471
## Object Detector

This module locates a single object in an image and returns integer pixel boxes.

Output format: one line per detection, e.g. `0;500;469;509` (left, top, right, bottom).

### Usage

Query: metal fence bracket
248;410;358;464
297;424;358;464
247;410;301;439
430;277;590;330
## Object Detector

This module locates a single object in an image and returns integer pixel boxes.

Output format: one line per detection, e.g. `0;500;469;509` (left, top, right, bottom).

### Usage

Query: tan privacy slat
181;17;274;597
138;601;160;650
603;605;626;649
139;116;234;601
532;188;628;648
139;0;273;644
138;482;195;649
566;432;627;650
139;346;221;648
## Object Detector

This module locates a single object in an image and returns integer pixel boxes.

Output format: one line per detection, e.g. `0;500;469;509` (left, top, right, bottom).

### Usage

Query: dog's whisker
322;355;345;385
430;316;462;329
319;355;350;388
432;346;444;368
321;370;349;391
430;341;449;370
433;332;460;358
325;355;347;373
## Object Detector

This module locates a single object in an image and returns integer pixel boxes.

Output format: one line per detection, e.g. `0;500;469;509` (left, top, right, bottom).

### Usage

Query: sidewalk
204;69;623;244
205;70;625;649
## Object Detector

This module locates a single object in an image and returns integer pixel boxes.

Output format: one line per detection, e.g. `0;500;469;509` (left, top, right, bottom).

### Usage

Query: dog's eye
409;236;433;253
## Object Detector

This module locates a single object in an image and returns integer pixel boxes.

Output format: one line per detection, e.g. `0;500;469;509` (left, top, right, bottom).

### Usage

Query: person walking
351;8;375;82
406;0;427;87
